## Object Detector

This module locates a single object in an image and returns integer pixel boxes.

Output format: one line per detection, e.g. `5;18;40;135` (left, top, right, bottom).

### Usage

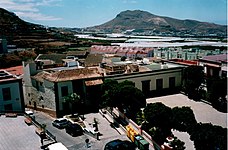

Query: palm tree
64;93;81;117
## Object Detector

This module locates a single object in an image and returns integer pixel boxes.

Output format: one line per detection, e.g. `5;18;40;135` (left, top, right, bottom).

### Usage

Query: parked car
47;142;68;150
65;122;83;137
104;139;135;150
52;118;69;129
25;110;35;119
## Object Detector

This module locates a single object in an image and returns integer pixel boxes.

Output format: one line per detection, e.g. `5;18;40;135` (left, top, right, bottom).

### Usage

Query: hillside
88;10;227;37
0;8;47;38
0;8;77;48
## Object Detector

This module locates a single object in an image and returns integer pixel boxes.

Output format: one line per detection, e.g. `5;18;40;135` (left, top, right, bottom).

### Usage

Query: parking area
0;115;41;150
0;112;131;150
33;111;131;150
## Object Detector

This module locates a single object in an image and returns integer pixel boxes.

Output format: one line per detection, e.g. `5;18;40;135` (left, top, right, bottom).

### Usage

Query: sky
0;0;227;28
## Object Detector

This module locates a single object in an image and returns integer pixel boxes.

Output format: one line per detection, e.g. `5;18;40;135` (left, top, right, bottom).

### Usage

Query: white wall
0;81;23;112
109;68;182;91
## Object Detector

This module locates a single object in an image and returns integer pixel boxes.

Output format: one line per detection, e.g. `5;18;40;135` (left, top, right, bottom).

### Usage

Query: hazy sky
0;0;227;28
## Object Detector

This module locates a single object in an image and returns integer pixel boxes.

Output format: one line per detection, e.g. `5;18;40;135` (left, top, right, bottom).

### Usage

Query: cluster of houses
0;44;227;117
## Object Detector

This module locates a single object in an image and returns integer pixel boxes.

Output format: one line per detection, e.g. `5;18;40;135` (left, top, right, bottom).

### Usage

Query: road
33;111;130;150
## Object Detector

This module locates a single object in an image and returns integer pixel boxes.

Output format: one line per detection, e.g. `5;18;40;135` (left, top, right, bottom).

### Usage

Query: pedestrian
40;138;43;146
85;138;90;148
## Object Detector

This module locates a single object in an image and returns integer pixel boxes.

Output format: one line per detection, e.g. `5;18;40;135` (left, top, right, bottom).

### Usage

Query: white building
0;70;24;113
23;53;185;117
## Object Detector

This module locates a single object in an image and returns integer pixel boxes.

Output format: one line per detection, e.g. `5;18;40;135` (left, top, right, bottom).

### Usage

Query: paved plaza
147;94;227;128
0;115;41;150
147;93;227;150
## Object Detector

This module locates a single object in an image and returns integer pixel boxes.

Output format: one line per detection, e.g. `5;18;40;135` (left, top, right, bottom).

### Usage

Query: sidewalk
83;112;124;140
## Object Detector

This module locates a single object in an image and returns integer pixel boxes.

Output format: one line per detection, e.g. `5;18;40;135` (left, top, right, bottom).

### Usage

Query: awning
85;79;103;86
205;63;220;68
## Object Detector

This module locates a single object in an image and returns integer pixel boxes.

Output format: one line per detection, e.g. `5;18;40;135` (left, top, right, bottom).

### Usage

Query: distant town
0;7;227;150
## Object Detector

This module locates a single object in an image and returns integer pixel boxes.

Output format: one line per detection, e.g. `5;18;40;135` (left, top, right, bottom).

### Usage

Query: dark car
52;118;69;129
104;139;135;150
65;122;83;137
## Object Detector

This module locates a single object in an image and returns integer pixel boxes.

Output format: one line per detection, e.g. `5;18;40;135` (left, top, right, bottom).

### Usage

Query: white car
47;142;68;150
25;110;35;119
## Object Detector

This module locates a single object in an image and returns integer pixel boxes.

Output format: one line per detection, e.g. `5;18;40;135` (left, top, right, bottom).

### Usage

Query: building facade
198;54;227;78
23;57;184;117
23;60;103;117
0;70;24;113
0;38;8;54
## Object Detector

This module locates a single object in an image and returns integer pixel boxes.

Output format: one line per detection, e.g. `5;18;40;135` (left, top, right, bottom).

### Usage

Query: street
33;111;130;150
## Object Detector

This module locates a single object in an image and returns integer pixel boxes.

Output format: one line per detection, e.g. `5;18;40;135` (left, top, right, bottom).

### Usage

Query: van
47;142;68;150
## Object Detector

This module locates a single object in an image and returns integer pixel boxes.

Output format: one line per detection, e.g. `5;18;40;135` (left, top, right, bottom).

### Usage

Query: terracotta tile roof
32;68;102;82
85;79;103;86
0;65;23;76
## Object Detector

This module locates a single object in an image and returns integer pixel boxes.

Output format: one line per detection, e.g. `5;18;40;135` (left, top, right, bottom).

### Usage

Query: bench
24;117;32;125
5;113;17;117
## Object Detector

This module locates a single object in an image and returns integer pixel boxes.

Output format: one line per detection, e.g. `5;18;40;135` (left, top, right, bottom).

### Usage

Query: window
2;87;11;100
4;104;13;111
61;86;68;97
142;80;150;96
169;77;175;88
156;78;163;90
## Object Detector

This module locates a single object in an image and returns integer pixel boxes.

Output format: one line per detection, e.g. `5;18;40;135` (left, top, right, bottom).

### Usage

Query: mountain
0;8;47;38
88;10;227;37
0;8;76;48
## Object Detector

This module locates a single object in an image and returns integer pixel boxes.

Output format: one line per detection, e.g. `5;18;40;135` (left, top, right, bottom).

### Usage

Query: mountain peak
90;10;226;37
116;10;156;19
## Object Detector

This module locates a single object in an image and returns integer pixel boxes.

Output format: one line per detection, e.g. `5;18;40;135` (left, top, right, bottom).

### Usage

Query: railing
24;113;57;142
113;108;162;150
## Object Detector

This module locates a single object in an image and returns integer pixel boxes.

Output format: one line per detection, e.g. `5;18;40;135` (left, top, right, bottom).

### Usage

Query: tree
190;123;227;150
100;79;119;109
171;106;197;132
170;137;186;150
121;56;127;61
182;66;204;100
100;79;146;119
149;127;172;146
116;84;146;119
143;103;172;129
136;109;146;126
206;77;227;112
64;93;81;116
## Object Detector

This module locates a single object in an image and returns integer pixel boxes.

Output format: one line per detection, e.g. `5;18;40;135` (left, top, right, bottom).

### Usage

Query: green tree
100;79;146;119
64;93;81;116
100;79;119;109
143;103;172;129
171;106;197;132
116;84;146;119
182;66;204;100
170;137;186;150
149;127;172;146
136;109;146;126
190;123;227;150
206;77;227;112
